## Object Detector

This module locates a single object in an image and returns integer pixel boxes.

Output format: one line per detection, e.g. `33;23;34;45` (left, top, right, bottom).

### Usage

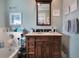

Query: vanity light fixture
35;0;52;3
37;3;40;6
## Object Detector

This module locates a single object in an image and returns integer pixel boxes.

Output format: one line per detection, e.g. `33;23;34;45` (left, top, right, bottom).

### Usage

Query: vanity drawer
50;37;61;45
36;37;49;41
27;37;35;42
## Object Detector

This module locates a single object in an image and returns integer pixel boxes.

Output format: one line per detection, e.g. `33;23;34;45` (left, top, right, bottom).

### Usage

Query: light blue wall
0;0;6;27
63;0;79;58
6;0;62;32
7;0;51;30
69;34;79;58
51;0;63;32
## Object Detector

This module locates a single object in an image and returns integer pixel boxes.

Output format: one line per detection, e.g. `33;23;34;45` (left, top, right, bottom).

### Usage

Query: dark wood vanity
25;32;62;58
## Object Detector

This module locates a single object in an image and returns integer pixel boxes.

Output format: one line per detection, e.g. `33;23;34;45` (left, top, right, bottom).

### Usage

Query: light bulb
37;3;40;6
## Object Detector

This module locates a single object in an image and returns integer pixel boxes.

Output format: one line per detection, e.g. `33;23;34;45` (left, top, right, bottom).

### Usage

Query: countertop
25;32;62;36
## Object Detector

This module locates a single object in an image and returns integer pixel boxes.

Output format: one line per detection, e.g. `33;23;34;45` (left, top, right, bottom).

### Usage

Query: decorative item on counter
30;28;33;33
53;27;57;32
23;28;29;35
51;27;57;32
32;28;36;32
51;27;54;32
14;26;23;32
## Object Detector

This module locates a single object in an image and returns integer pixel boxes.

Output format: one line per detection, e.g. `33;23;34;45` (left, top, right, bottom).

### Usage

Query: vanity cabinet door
26;36;62;58
26;37;35;58
42;41;50;57
35;37;50;58
50;36;62;57
35;41;43;57
35;41;50;58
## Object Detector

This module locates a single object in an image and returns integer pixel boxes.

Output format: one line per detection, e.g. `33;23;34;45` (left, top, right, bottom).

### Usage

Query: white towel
71;19;77;33
67;20;71;32
65;19;70;32
66;19;77;33
76;18;79;33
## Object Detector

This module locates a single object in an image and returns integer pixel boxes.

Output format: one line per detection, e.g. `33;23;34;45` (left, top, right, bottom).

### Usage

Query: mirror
36;3;51;26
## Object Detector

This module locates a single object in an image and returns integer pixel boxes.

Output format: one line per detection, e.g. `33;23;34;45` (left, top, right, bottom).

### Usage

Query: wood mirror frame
36;0;52;26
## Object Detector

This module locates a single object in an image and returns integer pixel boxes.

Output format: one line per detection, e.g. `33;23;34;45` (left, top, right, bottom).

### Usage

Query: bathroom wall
0;0;10;31
6;0;63;32
63;0;79;58
0;0;6;27
51;0;63;32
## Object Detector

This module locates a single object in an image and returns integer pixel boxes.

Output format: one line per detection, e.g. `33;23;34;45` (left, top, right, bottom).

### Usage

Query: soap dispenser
32;28;35;32
51;27;54;32
53;27;56;32
30;28;33;33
